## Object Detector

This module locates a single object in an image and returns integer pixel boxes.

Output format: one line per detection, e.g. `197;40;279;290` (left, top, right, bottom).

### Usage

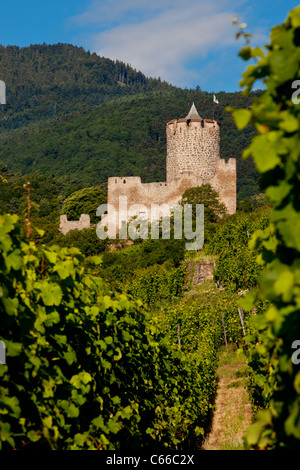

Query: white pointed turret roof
185;102;202;120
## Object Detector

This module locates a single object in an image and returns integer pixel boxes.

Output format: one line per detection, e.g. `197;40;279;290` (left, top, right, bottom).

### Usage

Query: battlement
167;118;219;130
109;176;142;185
216;158;236;170
59;214;90;235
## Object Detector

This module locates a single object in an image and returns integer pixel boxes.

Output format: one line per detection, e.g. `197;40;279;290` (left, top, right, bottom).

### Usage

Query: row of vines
227;6;300;449
126;263;187;308
0;213;217;450
205;206;271;292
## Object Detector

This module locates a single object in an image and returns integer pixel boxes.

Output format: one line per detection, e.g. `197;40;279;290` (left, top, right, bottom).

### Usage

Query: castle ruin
59;214;91;235
101;103;236;235
60;103;236;237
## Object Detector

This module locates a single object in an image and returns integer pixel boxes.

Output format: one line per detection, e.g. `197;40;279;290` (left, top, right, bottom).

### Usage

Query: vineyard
0;203;268;450
1;5;300;452
0;213;225;450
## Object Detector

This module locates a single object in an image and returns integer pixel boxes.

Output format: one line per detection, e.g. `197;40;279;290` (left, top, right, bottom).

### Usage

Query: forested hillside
0;43;171;130
0;43;261;200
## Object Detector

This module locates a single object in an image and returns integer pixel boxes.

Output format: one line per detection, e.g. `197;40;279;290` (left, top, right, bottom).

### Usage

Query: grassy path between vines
202;346;253;450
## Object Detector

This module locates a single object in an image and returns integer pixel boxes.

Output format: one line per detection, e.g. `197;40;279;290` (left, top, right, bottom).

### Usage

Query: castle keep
103;104;236;231
166;103;221;182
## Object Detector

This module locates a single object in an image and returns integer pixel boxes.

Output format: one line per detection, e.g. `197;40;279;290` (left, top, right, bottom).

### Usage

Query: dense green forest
0;43;172;130
0;44;260;200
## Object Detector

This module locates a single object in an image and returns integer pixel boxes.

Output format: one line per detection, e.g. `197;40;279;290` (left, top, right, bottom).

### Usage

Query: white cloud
70;0;186;27
69;0;260;88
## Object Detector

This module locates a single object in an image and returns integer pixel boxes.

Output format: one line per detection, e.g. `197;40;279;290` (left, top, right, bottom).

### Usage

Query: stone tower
166;103;220;182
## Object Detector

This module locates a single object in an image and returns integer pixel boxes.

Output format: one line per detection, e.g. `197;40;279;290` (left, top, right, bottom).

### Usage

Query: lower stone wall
104;160;236;237
59;214;90;235
211;158;236;214
187;260;216;286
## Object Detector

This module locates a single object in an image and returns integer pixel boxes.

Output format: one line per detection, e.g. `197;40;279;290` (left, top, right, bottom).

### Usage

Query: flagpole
213;94;219;121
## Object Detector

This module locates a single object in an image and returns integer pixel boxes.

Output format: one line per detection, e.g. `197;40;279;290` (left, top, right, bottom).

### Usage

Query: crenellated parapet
59;214;91;235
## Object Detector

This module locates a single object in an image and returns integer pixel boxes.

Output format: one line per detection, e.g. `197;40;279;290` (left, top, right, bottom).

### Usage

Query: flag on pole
213;94;219;104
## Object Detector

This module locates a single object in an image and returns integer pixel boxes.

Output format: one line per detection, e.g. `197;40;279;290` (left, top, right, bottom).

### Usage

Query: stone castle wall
108;174;200;210
59;214;90;235
211;158;236;214
186;260;216;286
107;156;236;226
166;119;220;182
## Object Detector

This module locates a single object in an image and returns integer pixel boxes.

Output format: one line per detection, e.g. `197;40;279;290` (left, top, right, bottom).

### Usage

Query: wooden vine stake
238;306;246;336
23;181;33;239
221;312;228;348
177;324;181;348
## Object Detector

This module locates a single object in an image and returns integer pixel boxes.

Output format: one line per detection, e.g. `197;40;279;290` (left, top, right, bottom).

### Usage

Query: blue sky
1;0;299;92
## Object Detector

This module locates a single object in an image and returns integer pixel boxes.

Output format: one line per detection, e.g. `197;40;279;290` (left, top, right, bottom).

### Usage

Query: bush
51;228;107;257
61;186;106;224
181;184;227;224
